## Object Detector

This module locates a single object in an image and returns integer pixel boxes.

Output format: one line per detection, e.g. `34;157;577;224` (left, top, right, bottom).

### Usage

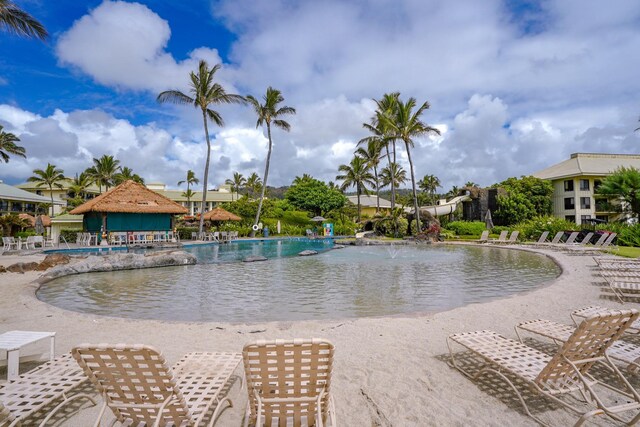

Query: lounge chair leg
573;408;604;427
207;397;233;427
38;393;97;426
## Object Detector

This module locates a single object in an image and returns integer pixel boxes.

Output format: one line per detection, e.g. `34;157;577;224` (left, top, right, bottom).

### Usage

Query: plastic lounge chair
0;353;96;427
72;343;242;427
564;231;579;245
489;230;508;244
539;231;564;247
532;231;549;246
242;338;336;427
2;237;18;251
515;317;640;374
448;310;640;426
477;230;489;243
505;230;519;244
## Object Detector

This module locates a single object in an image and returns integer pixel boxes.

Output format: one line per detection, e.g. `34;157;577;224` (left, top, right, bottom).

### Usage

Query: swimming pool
37;243;560;322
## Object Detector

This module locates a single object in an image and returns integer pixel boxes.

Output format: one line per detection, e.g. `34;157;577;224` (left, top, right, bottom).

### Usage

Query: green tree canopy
493;175;553;225
285;176;346;216
0;124;26;163
596;166;640;221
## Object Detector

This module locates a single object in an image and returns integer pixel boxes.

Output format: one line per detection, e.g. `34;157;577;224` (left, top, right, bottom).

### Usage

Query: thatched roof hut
203;207;241;222
70;180;187;232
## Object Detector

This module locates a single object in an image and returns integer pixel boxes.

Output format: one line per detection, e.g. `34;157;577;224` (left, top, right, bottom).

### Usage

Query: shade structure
35;215;45;234
203;207;241;221
485;209;494;229
311;216;326;222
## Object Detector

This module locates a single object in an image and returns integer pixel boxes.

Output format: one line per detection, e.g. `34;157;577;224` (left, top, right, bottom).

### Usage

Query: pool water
37;243;560;322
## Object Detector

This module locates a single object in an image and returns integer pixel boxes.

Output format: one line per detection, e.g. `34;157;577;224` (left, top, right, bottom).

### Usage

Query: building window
581;215;591;223
579;179;590;191
580;197;591;209
564;197;575;210
565;215;576;223
0;200;8;211
594;180;602;191
564;180;574;191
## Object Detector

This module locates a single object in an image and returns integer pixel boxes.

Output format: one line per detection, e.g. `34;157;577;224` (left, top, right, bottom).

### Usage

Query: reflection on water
37;245;560;322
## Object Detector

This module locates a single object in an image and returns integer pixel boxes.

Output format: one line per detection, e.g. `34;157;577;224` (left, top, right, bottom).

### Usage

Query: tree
246;172;262;198
177;169;200;209
157;60;245;232
246;87;296;236
337;156;375;222
380;162;407;195
68;172;93;199
597;166;640;221
0;125;26;163
115;166;144;185
355;140;382;212
419;174;441;206
27;163;64;216
86;155;120;193
285;176;346;216
0;0;47;40
382;96;440;234
493;176;553;225
224;172;246;201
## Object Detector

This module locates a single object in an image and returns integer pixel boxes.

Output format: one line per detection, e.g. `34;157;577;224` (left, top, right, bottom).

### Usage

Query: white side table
0;331;55;381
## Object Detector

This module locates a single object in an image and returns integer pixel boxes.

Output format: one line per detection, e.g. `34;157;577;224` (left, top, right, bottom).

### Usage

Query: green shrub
510;216;578;240
176;226;198;240
445;221;486;236
374;217;408;238
59;228;82;243
15;230;36;239
614;224;640;247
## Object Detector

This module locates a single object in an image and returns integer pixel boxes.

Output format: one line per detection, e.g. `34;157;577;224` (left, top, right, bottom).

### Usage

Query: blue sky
1;0;639;191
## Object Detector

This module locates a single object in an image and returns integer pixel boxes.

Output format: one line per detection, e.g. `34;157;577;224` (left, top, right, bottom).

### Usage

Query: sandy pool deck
0;244;636;426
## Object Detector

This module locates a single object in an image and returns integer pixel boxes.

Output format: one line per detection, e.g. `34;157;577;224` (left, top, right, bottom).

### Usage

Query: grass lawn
606;246;640;258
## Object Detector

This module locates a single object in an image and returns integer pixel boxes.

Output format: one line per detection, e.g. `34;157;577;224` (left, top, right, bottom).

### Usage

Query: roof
346;195;392;208
203;207;241;221
18;214;52;227
158;189;236;203
69;180;188;214
0;181;61;204
533;153;640;180
16;178;101;194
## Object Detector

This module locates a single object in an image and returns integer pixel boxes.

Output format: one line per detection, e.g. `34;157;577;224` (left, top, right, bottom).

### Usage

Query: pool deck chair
533;231;550;246
505;230;519;244
242;338;336;427
571;305;640;335
0;353;96;427
72;344;242;427
490;230;508;244
515;317;640;374
564;231;580;245
448;309;640;426
540;231;565;247
477;230;489;243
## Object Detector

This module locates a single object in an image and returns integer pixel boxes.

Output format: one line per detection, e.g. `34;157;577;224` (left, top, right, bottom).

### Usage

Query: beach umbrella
311;216;326;222
485;209;494;229
35;216;45;235
277;220;281;234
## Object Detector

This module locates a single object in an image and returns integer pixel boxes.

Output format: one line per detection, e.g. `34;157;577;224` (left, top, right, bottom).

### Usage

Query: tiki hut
202;207;241;222
69;180;187;233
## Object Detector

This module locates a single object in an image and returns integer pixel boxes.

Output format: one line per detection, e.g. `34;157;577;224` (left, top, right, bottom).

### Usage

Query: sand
0;244;635;426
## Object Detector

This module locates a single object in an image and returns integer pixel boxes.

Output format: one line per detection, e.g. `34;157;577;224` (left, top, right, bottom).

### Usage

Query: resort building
346;195;392;217
146;183;237;216
0;180;64;216
16;179;100;216
533;153;640;225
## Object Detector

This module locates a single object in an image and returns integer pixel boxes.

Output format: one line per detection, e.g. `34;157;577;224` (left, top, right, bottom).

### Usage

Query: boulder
36;253;71;271
298;250;318;256
243;256;267;263
7;262;40;273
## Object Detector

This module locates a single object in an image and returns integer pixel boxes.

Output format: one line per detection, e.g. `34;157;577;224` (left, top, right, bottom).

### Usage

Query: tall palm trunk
48;185;54;216
374;166;380;212
199;110;212;233
405;139;420;234
253;123;272;236
357;183;362;222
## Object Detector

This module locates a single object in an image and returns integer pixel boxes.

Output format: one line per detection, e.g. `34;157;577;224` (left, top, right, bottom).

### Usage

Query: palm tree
380;162;407;195
292;174;313;185
336;156;375;222
27;163;64;216
0;125;26;163
0;0;47;40
246;87;296;235
114;166;144;185
361;93;400;209
68;172;93;200
355;140;382;212
246;172;262;198
419;174;441;206
225;172;246;201
383;96;440;234
182;189;196;214
447;185;460;198
86;155;120;193
157;60;245;233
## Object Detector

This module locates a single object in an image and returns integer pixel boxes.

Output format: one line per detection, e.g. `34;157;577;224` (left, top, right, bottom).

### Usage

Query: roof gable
533;153;640;180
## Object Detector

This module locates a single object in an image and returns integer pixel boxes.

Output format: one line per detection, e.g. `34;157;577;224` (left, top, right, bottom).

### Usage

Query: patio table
0;331;55;381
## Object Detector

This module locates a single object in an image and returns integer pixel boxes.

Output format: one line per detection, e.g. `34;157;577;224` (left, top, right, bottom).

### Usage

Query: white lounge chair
489;230;508;244
2;237;18;251
448;310;640;426
72;343;242;427
477;230;489;243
